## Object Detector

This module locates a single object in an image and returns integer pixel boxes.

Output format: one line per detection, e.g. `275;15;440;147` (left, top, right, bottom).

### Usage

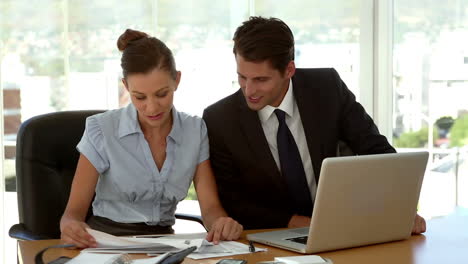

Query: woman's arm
60;154;99;248
193;160;243;244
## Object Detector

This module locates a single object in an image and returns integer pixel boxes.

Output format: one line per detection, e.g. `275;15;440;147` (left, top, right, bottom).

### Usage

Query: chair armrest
175;213;206;230
10;216;206;240
9;223;51;241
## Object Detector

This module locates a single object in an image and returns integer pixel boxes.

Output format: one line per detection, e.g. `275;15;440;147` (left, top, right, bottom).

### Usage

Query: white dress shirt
258;80;317;202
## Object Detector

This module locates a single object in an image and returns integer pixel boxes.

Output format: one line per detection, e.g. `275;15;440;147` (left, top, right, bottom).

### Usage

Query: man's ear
285;61;296;79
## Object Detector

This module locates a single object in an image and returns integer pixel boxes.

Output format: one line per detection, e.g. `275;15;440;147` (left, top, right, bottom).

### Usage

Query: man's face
236;54;295;111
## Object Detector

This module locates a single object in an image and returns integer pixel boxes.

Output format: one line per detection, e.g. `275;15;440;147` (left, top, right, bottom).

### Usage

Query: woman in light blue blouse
60;29;243;248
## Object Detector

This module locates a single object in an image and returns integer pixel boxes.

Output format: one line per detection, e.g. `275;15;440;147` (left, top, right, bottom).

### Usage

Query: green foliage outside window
394;126;438;148
186;183;197;200
450;115;468;147
394;114;468;148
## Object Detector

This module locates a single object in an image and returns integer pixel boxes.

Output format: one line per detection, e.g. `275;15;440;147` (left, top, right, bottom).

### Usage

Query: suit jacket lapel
236;91;283;185
292;74;323;182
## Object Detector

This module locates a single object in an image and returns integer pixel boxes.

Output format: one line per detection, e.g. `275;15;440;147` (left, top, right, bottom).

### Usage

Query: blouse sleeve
76;116;110;173
197;119;210;164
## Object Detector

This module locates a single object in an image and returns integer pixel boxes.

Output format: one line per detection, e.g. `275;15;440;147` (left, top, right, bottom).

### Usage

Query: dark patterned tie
275;109;312;216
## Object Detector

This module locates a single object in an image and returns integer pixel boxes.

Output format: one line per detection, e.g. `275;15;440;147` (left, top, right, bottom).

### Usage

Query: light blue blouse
77;104;209;226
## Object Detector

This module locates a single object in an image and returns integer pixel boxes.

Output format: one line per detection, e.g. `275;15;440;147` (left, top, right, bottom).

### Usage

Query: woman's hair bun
117;29;149;51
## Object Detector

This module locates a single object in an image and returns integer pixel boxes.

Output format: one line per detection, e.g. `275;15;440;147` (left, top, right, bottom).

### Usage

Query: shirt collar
118;104;181;143
118;103;142;138
258;79;295;124
167;106;182;143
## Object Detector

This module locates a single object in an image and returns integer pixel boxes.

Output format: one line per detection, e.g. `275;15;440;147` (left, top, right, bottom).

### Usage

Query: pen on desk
133;235;165;238
248;240;255;253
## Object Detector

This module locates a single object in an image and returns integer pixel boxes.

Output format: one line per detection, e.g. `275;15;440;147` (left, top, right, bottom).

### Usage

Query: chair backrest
15;110;104;239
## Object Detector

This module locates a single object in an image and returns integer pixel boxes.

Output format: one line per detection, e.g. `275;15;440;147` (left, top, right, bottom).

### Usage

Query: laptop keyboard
290;227;309;235
286;236;308;244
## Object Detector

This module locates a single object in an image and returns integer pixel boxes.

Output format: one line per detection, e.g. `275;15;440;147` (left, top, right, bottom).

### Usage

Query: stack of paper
83;228;267;259
67;252;170;264
274;255;330;264
186;240;266;259
83;229;179;254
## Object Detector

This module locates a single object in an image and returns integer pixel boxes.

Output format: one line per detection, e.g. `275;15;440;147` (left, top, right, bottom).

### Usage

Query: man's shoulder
294;67;339;81
292;68;342;96
204;89;242;119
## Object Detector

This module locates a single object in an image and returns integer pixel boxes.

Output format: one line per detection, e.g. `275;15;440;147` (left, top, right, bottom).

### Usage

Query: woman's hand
411;214;426;234
194;161;243;244
60;155;100;248
205;216;243;244
287;214;311;228
60;218;97;248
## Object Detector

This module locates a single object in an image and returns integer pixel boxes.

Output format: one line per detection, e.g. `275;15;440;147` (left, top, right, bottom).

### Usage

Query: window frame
360;0;394;141
0;45;6;263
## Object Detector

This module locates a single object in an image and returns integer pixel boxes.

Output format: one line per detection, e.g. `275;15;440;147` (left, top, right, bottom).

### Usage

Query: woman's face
123;68;181;130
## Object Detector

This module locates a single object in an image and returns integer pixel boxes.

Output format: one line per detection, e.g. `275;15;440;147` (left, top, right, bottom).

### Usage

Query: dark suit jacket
202;68;396;229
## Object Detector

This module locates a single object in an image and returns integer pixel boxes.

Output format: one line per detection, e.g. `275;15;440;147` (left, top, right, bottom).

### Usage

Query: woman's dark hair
233;16;294;73
117;29;177;80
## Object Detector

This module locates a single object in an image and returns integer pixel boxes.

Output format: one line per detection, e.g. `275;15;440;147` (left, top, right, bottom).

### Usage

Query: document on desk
68;252;170;264
83;229;181;254
185;240;267;259
83;228;266;258
144;233;267;259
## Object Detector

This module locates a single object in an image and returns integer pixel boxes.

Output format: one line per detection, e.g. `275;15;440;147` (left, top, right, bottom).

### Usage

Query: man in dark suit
203;16;426;233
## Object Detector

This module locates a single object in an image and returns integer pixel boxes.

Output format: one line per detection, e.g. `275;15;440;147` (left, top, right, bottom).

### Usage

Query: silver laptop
247;152;428;253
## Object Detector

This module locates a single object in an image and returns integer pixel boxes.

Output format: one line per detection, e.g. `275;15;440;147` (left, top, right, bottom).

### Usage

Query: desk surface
19;208;468;264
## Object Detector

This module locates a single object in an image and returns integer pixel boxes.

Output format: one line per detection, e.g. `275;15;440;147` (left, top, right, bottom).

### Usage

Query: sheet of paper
66;252;126;264
87;228;154;247
134;232;207;240
131;237;206;250
84;228;180;253
275;255;327;264
143;237;267;257
67;252;170;264
146;240;267;260
187;241;267;259
133;252;171;264
84;228;266;258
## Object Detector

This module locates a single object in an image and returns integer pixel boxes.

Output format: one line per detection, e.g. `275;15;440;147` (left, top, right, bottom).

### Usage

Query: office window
9;0;462;262
1;0;366;194
393;0;468;217
1;0;365;260
66;0;156;110
155;0;244;116
1;0;157;189
255;0;362;98
1;3;66;262
0;1;246;261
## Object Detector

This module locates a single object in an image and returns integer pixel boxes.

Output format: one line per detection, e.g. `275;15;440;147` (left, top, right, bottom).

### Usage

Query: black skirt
87;215;174;236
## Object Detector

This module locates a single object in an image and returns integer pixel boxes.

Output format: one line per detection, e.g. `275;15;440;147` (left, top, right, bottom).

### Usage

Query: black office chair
9;110;204;241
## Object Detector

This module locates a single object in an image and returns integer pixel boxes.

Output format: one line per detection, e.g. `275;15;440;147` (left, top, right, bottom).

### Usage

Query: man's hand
287;215;311;228
411;213;426;234
206;217;243;244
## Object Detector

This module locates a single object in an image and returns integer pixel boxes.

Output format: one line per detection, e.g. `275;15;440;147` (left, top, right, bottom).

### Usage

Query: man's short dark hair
233;16;295;73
